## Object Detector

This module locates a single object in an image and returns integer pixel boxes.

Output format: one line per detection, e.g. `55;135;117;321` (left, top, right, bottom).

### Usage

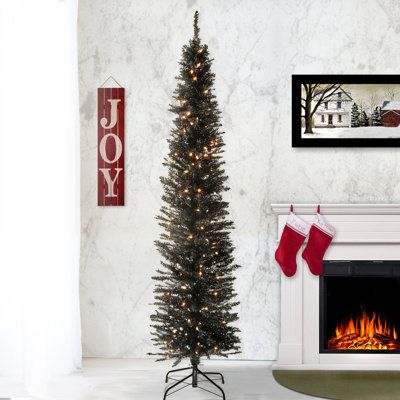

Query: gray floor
0;359;323;399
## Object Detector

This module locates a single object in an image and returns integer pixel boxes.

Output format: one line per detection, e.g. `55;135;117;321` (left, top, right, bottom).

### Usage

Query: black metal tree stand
163;358;226;399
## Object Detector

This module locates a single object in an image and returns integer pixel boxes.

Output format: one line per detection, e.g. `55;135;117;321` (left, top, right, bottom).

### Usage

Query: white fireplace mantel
271;204;400;216
272;204;400;370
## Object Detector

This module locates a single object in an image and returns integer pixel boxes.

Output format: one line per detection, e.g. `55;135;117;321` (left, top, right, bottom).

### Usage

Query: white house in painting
313;88;353;128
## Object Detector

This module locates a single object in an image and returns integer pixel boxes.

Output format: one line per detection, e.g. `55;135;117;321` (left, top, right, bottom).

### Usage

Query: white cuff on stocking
313;213;335;237
286;212;311;237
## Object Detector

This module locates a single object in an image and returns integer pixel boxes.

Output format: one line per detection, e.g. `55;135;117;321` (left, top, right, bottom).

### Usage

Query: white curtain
0;0;81;396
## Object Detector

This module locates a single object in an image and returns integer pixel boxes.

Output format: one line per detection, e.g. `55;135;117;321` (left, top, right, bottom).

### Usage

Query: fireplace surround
271;204;400;370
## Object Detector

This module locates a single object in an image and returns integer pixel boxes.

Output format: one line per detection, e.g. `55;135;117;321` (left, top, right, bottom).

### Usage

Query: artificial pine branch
150;11;241;366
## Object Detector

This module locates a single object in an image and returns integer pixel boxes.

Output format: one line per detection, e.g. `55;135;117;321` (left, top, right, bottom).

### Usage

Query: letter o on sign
99;133;123;164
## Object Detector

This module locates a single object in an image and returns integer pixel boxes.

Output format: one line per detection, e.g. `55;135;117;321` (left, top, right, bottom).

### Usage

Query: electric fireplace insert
320;260;400;353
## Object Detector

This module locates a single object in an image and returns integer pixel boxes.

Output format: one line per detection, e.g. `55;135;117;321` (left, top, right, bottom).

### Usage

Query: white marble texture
78;0;400;359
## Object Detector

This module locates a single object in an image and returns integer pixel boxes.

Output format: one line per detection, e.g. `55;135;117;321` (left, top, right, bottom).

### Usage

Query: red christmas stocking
275;206;311;277
302;206;335;276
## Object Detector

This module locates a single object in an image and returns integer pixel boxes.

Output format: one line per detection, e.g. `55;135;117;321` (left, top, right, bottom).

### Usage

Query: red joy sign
98;87;125;206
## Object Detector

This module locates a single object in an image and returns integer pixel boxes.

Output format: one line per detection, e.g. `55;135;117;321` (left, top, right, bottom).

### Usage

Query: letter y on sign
98;87;125;205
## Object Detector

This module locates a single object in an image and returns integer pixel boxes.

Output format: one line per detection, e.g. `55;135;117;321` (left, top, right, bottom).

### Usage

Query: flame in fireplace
328;308;400;350
335;309;397;339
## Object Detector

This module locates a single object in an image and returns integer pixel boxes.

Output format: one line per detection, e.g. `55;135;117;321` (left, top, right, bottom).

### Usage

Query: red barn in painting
382;101;400;127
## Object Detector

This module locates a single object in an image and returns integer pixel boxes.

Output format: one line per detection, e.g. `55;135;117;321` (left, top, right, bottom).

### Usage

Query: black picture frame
292;74;400;147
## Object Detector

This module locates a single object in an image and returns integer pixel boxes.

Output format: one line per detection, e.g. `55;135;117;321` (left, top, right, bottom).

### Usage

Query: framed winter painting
292;75;400;147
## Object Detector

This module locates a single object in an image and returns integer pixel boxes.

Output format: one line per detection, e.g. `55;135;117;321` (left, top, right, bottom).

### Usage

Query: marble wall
78;0;400;359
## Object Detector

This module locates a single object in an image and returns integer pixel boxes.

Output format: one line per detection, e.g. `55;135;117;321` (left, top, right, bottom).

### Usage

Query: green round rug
273;370;400;400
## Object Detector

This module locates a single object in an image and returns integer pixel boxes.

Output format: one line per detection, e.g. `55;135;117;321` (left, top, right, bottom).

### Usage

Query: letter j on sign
98;87;125;206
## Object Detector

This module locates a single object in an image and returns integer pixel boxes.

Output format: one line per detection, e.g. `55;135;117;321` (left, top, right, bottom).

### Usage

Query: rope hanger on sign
99;76;123;88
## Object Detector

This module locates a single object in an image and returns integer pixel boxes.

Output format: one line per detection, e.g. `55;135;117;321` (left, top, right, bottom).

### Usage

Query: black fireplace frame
319;260;400;354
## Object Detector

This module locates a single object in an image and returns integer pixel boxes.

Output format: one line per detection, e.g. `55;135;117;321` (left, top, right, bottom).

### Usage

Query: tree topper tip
193;11;200;39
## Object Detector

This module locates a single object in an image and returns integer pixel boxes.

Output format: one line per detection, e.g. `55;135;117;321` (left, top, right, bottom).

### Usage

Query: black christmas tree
150;11;240;399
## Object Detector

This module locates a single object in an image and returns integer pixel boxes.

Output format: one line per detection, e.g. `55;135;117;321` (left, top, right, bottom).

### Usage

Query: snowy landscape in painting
301;83;400;139
303;126;400;139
